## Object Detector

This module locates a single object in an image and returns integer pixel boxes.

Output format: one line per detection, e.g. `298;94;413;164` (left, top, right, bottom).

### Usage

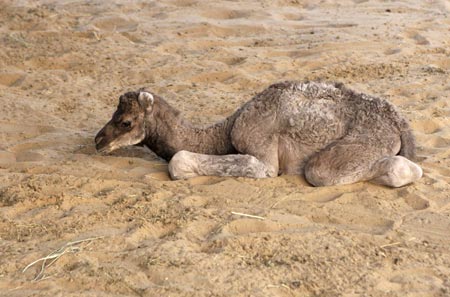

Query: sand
0;0;449;296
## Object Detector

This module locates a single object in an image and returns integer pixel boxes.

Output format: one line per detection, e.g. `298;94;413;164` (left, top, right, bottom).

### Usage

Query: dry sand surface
1;0;449;296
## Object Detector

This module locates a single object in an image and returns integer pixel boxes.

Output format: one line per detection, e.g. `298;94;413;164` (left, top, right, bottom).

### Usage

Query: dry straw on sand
231;211;266;220
22;236;104;281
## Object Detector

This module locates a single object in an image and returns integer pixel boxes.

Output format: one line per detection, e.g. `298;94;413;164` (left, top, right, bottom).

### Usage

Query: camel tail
399;128;417;161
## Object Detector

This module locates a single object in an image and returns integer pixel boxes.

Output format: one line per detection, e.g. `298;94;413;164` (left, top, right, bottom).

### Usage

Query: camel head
95;91;154;153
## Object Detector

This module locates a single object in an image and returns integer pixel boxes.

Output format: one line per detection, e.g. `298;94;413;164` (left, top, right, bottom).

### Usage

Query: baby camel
95;81;422;187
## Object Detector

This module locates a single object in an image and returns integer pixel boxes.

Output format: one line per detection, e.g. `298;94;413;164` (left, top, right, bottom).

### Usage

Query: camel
95;81;422;187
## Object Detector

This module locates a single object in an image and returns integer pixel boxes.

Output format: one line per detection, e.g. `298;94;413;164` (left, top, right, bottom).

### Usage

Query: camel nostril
95;136;103;145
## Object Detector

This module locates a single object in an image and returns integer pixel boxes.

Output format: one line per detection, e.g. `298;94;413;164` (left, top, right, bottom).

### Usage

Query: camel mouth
95;134;118;154
95;142;114;154
96;146;109;154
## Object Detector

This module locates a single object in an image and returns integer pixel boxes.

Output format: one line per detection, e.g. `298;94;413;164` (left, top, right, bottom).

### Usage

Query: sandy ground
0;0;449;296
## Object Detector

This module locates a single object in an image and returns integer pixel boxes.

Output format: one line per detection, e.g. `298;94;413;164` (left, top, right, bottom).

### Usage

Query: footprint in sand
397;212;450;242
201;9;250;20
280;12;305;21
412;33;430;45
404;194;430;210
222;218;282;236
384;48;401;55
377;268;446;294
92;16;138;32
398;190;430;211
272;188;348;206
0;71;26;87
215;213;312;238
310;211;395;235
219;56;247;66
422;136;450;149
126;222;177;247
170;0;198;7
94;153;165;180
190;71;235;84
15;151;44;162
181;195;209;207
296;193;397;235
406;31;430;45
299;191;342;203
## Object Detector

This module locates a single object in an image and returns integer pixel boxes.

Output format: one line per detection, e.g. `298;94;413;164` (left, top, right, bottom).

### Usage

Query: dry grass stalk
266;283;292;291
22;236;104;281
93;31;101;41
380;242;401;248
8;33;29;47
231;211;265;220
380;237;416;249
270;196;291;209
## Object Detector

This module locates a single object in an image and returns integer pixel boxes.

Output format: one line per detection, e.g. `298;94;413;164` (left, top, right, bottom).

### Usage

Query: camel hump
399;128;417;161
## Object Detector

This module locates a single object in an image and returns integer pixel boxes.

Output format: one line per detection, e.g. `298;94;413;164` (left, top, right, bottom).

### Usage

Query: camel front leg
168;150;277;180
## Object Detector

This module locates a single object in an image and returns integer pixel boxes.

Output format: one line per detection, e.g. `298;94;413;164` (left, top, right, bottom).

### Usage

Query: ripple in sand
411;119;443;134
201;9;251;20
92;16;138;32
0;150;16;165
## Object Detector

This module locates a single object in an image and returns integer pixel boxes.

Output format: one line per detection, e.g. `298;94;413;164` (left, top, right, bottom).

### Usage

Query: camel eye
121;121;132;128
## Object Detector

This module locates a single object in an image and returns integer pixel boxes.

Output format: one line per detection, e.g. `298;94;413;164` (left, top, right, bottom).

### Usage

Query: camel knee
304;165;335;187
304;158;358;187
168;150;198;180
247;155;278;178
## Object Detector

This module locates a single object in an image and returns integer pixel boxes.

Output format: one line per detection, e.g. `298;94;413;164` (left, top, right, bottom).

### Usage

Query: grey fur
95;81;422;187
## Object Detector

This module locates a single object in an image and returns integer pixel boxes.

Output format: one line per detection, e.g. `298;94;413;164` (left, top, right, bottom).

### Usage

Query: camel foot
371;156;422;187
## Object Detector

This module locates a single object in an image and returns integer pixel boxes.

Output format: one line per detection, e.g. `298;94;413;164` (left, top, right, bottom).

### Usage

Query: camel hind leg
304;136;422;187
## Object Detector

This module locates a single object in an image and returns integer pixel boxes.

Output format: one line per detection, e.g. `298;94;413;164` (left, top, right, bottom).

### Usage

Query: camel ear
138;92;154;112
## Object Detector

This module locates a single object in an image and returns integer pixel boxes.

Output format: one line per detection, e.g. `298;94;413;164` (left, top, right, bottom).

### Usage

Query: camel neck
144;96;237;160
